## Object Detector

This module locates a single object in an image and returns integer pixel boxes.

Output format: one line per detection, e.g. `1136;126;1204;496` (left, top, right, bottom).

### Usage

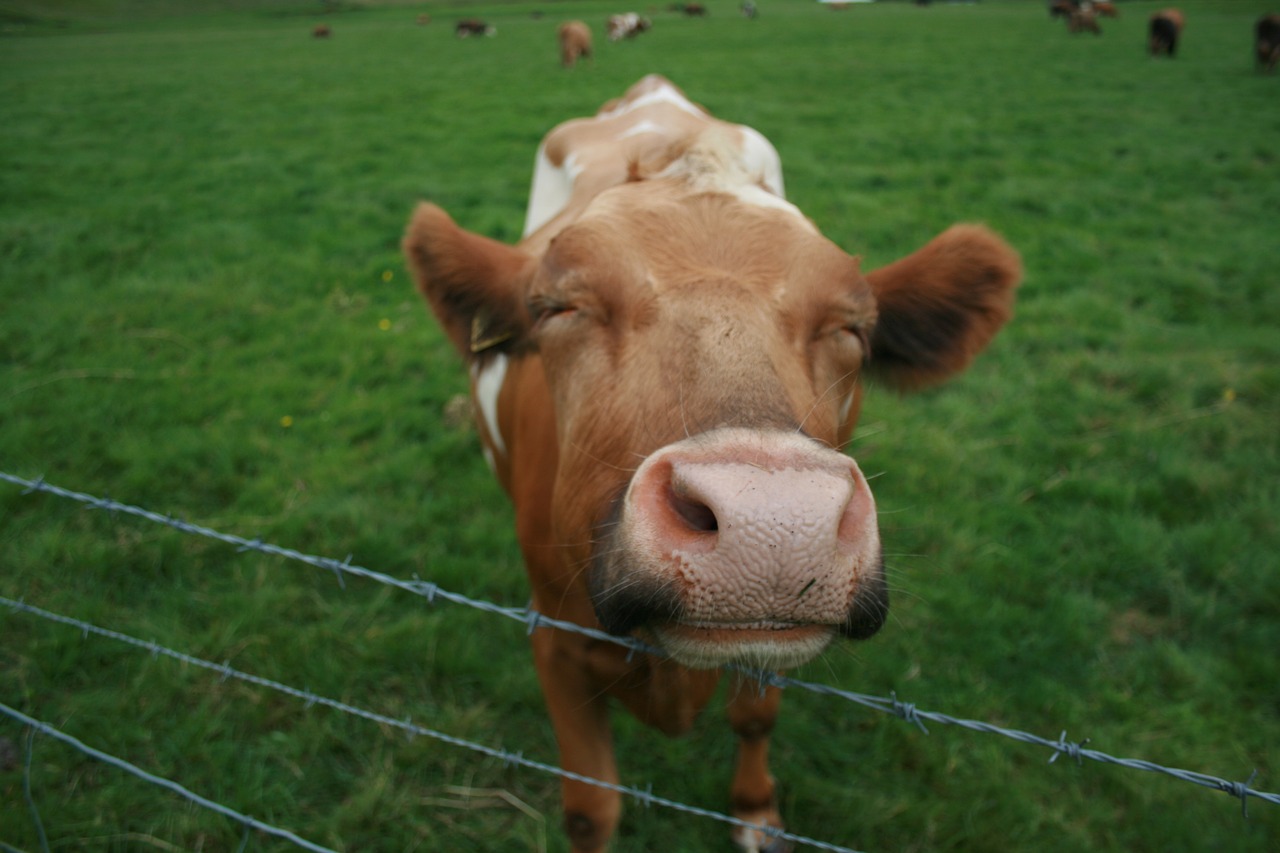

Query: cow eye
528;296;576;332
843;325;870;351
829;323;869;356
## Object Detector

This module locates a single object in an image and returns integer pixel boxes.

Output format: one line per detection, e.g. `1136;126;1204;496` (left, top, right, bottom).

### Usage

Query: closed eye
528;296;577;332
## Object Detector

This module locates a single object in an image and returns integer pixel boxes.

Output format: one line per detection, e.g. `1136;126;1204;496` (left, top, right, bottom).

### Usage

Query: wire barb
890;692;929;734
1048;730;1088;766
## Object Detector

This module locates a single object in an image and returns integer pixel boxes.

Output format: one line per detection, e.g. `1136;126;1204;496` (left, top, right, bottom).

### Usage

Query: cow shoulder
864;224;1021;391
403;202;534;358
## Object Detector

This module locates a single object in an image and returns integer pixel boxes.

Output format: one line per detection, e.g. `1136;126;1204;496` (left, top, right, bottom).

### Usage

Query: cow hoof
732;814;793;853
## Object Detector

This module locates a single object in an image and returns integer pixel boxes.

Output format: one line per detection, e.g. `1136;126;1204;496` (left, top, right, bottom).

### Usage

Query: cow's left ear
863;224;1021;391
403;202;534;358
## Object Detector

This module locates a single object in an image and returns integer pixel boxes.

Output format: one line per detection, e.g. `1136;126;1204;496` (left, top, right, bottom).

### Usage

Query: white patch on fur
655;130;811;226
839;390;855;425
525;145;579;237
615;118;664;140
471;354;509;462
738;125;785;198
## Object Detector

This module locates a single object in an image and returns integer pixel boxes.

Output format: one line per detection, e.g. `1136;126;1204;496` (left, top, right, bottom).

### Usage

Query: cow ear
863;224;1021;391
402;202;534;358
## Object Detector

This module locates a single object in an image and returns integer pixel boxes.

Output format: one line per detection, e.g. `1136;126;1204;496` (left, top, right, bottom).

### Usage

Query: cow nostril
669;488;718;533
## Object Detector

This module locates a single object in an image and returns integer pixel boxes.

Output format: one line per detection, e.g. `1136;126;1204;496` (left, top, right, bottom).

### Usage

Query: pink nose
622;429;879;626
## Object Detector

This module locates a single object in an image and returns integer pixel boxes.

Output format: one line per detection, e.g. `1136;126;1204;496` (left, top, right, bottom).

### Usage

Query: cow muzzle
589;428;888;670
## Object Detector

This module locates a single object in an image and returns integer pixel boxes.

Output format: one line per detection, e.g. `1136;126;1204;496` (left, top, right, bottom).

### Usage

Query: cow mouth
649;622;835;670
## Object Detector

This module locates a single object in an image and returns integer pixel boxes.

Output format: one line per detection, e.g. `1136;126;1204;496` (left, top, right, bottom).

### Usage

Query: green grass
2;0;1278;850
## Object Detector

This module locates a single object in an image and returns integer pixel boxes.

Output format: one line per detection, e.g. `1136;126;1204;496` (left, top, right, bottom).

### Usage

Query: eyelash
528;297;575;330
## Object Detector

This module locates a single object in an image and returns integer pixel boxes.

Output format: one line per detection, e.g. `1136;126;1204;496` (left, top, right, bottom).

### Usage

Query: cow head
405;179;1019;670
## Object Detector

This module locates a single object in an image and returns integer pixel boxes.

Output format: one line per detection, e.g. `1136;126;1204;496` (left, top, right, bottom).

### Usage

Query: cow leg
531;629;621;853
726;675;791;853
595;650;722;736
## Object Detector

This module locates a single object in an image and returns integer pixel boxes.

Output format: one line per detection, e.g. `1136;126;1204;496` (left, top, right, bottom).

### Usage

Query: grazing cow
1257;13;1280;72
683;2;708;15
403;75;1020;853
558;21;593;68
311;23;331;38
606;12;651;41
1149;8;1184;57
1068;8;1101;35
1094;1;1118;18
455;18;495;37
1049;0;1077;19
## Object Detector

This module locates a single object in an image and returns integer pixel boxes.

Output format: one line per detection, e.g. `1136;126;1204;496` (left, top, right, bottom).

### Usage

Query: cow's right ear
402;202;534;358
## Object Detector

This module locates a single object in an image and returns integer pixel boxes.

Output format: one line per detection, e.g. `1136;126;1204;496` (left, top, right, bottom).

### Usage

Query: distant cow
741;1;758;18
1149;9;1184;57
683;3;708;15
311;24;331;38
558;21;593;68
1049;0;1077;19
1257;13;1280;72
606;12;651;41
403;73;1019;853
1068;8;1101;35
1094;1;1118;17
416;13;431;26
456;18;495;37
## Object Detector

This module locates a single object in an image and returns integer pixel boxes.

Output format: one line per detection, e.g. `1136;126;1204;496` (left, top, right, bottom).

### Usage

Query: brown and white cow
558;20;593;68
606;12;651;41
403;75;1020;853
1068;8;1101;35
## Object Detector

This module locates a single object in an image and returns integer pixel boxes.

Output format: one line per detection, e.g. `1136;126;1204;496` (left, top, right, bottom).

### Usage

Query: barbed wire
0;596;858;853
0;699;339;853
2;470;1276;818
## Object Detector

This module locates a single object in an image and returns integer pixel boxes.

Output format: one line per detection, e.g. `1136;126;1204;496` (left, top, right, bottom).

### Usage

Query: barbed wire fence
2;470;1276;852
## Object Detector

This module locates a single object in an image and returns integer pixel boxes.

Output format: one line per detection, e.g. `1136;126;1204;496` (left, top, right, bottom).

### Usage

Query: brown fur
558;21;593;68
403;76;1020;853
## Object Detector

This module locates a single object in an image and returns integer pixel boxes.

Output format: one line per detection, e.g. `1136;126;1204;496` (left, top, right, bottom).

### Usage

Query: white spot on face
471;353;509;460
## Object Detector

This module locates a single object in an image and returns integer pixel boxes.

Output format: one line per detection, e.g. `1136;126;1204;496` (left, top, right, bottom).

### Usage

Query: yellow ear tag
470;310;514;353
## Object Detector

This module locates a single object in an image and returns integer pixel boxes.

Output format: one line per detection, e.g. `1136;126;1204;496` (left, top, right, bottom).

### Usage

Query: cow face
405;183;1018;670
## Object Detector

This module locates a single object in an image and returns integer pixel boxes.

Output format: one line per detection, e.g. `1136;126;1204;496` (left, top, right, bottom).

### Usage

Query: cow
1049;0;1077;20
741;1;758;19
311;23;331;38
1068;8;1101;35
402;75;1021;853
683;2;708;15
558;21;593;68
1257;13;1280;72
1094;1;1118;18
455;18;495;38
606;12;651;41
1149;8;1184;57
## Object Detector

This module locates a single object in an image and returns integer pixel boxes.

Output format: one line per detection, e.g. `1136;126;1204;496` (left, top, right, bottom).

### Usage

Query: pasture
1;0;1278;850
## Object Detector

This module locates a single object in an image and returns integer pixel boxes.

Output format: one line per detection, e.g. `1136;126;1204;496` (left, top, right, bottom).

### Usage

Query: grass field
2;0;1278;850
